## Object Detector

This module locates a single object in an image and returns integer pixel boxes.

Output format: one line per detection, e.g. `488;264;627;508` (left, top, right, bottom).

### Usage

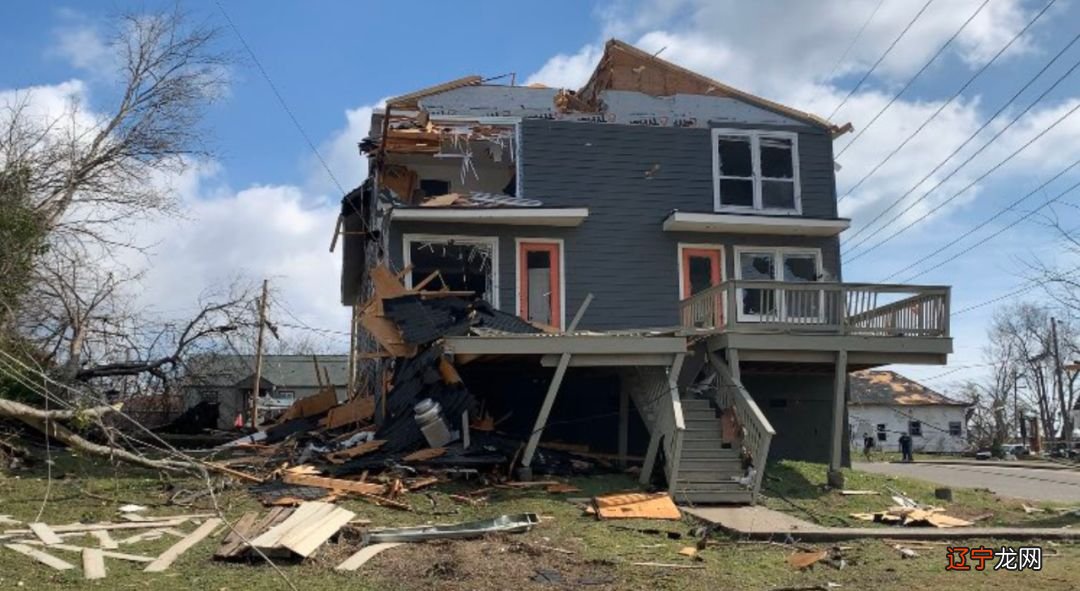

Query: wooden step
679;441;740;453
680;399;714;410
681;429;725;441
677;459;744;472
674;479;751;493
674;490;753;504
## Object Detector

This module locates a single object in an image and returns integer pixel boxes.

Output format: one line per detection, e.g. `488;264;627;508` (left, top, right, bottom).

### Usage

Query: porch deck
679;280;952;365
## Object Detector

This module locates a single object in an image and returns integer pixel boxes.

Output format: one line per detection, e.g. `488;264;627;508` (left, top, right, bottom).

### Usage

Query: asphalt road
853;461;1080;503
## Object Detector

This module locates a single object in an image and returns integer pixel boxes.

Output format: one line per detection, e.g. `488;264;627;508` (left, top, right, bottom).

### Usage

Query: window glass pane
762;180;795;209
716;135;753;177
720;178;754;207
948;422;962;436
782;255;818;282
760;137;794;179
740;253;775;280
740;252;776;317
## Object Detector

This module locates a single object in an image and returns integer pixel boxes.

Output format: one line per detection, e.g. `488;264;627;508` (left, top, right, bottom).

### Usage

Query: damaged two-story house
336;40;953;503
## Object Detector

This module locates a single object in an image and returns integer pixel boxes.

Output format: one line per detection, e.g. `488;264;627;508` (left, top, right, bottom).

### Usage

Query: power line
844;42;1080;261
843;25;1078;250
213;1;346;195
897;174;1080;283
820;0;887;88
826;0;936;121
835;0;990;158
836;0;1058;203
885;152;1080;282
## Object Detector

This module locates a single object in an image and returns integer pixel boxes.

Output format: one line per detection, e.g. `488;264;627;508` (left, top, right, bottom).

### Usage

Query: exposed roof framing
386;75;484;110
579;40;851;137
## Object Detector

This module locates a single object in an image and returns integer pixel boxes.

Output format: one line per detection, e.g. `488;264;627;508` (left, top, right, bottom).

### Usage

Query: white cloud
524;44;604;88
308;101;381;195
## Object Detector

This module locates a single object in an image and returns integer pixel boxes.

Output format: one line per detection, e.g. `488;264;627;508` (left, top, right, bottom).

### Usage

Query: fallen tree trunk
0;398;201;474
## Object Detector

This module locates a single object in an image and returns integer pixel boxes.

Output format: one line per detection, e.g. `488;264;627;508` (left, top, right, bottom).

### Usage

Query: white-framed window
402;234;500;307
733;246;822;322
712;128;801;213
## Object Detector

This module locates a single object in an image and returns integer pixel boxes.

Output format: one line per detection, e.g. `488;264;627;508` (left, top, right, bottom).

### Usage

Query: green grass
0;454;1077;590
760;460;1080;529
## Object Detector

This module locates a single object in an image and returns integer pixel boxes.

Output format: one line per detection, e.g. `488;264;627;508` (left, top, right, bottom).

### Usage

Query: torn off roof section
850;370;969;406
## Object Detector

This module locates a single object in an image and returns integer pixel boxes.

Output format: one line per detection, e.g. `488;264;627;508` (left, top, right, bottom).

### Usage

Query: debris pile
848;490;973;528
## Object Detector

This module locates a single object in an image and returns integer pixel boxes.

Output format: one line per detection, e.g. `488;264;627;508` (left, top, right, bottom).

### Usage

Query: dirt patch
330;533;620;591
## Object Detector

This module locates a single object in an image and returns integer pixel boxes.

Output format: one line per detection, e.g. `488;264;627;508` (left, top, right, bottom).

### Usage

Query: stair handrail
706;351;775;503
666;355;686;496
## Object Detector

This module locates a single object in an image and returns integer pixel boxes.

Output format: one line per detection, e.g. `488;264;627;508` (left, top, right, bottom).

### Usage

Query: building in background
849;370;970;454
182;354;348;429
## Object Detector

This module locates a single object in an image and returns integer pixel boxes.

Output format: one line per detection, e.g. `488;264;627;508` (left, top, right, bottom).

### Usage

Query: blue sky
3;0;1080;393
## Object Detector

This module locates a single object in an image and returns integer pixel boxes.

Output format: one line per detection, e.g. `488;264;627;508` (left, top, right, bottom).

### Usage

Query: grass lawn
0;453;1077;590
760;460;1080;529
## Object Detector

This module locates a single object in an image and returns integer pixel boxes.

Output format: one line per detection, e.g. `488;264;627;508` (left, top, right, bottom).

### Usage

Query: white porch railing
680;280;950;337
706;352;774;502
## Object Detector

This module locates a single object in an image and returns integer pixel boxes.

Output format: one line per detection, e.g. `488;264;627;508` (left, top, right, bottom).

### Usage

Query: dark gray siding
386;120;841;330
741;370;851;466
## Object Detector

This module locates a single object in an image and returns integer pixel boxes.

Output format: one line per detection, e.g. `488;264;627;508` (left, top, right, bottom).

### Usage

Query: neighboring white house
849;370;971;454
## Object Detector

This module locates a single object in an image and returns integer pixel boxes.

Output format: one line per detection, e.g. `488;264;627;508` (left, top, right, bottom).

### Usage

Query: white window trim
514;238;566;330
676;243;726;300
402;233;500;308
733;246;823;323
712;128;801;215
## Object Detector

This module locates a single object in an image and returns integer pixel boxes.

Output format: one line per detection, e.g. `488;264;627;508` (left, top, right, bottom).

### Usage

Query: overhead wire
826;0;936;121
887;152;1080;282
835;0;990;158
836;0;1059;203
844;43;1080;261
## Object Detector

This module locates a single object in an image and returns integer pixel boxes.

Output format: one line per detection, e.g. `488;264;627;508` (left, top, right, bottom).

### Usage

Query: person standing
899;431;914;462
863;433;875;461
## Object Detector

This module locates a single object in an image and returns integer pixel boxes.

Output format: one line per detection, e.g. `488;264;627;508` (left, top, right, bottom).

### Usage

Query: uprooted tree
0;8;234;473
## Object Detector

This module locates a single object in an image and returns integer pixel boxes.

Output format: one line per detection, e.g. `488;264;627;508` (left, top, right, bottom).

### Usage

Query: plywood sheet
594;492;681;520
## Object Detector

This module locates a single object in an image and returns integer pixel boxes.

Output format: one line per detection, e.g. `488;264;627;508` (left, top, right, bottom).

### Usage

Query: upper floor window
712;129;800;213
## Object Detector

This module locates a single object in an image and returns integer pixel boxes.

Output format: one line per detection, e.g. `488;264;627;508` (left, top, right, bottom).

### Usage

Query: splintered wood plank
265;504;338;552
4;543;76;571
280;507;356;558
29;523;62;545
335;542;403;571
5;519;188;535
251;503;328;548
281;473;386;496
214;512;259;559
89;530;119;550
20;541;154;562
82;548;106;580
143;518;222;573
118;529;166;545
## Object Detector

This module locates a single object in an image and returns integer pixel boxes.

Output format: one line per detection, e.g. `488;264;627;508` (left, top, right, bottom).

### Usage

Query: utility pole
251;279;269;429
1013;369;1021;441
1051;317;1071;453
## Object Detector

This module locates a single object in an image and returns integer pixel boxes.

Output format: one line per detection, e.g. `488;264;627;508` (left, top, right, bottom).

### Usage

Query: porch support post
618;388;629;468
640;427;662;485
829;349;849;473
521;352;571;470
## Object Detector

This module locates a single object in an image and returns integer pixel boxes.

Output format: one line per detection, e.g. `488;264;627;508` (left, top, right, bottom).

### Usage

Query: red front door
681;246;724;327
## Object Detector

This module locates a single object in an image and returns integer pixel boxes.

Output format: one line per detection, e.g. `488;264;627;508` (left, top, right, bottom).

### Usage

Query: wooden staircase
669;396;753;504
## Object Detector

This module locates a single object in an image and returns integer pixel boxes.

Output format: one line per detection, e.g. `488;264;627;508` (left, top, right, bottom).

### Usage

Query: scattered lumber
402;447;446;462
282;472;387;496
849;506;973;528
144;518;223;573
28;522;62;545
4;543;76;570
5;518;189;535
82;548;106;580
250;502;353;558
593;492;681;520
89;530;119;550
19;541;154;562
216;508;292;560
787;550;828;570
336;542;403;571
